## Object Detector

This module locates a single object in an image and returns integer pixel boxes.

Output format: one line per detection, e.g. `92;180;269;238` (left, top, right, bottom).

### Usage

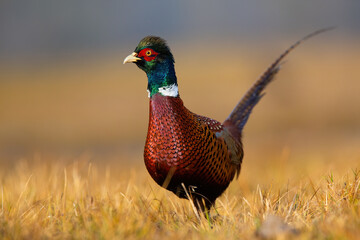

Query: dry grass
0;153;359;239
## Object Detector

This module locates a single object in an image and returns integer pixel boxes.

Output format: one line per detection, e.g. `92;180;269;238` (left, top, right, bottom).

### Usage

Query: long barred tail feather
224;27;334;132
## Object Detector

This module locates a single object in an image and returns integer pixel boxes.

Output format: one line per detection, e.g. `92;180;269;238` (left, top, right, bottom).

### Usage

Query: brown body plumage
144;94;242;209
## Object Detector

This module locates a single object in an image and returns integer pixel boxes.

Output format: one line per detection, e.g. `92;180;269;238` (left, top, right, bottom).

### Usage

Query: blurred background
0;1;359;173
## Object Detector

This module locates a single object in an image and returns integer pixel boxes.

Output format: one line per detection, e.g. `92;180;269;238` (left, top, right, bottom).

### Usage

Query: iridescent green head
124;36;178;97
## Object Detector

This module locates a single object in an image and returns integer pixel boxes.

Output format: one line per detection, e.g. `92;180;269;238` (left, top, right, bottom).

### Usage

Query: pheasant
123;29;331;212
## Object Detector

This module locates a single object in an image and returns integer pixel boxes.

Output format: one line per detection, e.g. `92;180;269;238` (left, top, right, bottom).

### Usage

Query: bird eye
146;50;152;56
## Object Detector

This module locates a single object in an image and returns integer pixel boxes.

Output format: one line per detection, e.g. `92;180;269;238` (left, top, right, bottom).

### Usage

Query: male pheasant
123;29;331;211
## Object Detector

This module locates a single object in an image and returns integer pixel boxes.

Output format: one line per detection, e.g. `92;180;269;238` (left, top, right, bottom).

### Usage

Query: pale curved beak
123;52;141;64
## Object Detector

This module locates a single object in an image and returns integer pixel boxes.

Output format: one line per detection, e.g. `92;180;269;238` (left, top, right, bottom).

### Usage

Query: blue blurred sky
0;0;359;60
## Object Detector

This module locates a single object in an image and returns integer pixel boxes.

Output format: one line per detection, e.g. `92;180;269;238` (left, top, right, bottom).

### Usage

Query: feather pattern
144;94;239;209
224;27;334;132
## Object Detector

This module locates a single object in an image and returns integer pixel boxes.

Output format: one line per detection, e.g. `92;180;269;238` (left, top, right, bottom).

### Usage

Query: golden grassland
0;151;359;239
0;40;359;239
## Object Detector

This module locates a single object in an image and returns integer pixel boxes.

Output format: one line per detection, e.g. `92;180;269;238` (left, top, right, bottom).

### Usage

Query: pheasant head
124;36;178;97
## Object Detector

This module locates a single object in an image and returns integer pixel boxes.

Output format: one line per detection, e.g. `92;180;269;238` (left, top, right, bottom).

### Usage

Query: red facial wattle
138;48;159;62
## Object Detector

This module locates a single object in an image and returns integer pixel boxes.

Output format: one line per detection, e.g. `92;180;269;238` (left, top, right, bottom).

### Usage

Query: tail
224;27;334;132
